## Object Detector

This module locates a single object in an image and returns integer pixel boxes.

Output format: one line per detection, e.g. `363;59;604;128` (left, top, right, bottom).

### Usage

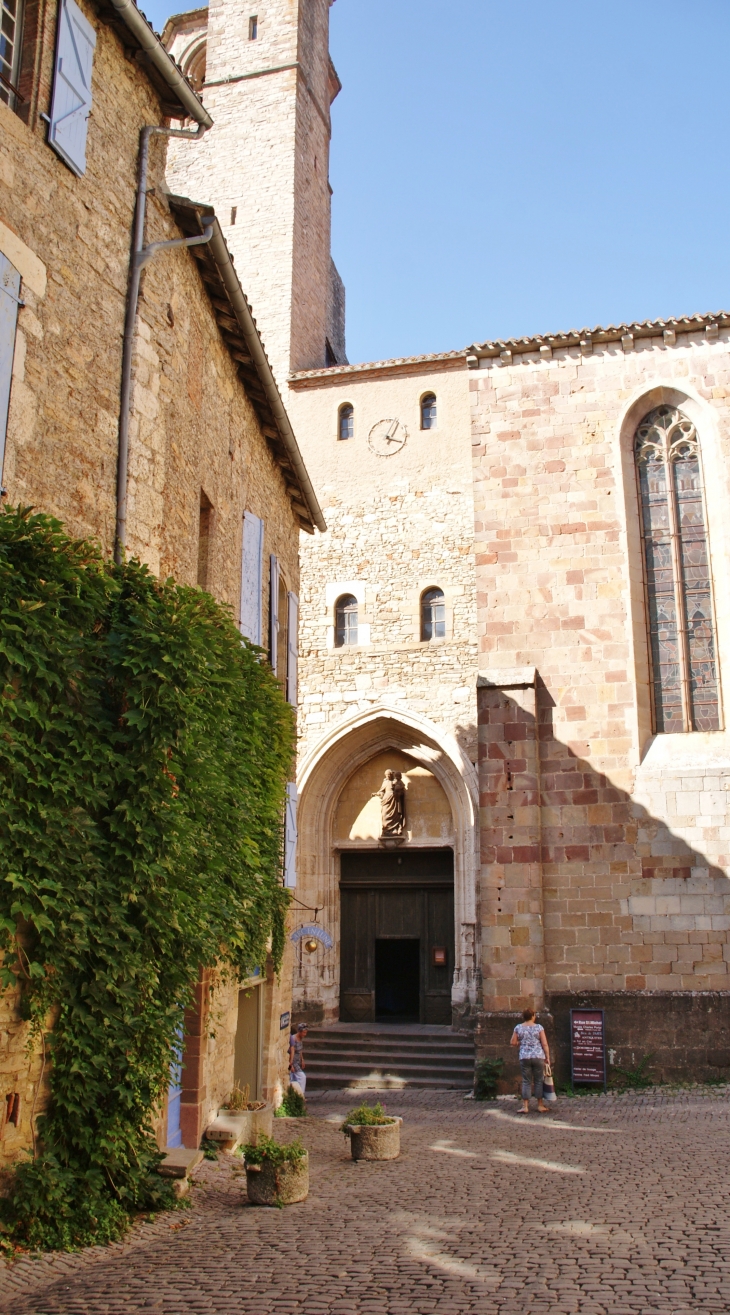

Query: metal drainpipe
115;123;212;565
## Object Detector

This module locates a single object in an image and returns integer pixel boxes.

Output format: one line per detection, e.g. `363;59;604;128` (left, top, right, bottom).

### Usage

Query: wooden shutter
49;0;97;178
284;782;297;889
269;554;279;673
0;253;20;485
240;511;263;643
286;591;298;706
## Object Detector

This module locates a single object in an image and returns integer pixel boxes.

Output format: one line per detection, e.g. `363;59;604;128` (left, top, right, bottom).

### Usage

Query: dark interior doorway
375;939;420;1021
340;848;454;1024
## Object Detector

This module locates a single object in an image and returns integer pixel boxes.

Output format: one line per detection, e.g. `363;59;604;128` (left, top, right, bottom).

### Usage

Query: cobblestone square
2;1087;730;1315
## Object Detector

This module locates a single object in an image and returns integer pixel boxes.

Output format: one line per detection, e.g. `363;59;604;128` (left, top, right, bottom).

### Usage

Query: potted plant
340;1101;402;1161
242;1134;309;1206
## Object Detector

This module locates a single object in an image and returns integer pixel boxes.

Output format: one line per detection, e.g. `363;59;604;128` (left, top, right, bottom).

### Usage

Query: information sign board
570;1009;606;1090
279;1011;291;1031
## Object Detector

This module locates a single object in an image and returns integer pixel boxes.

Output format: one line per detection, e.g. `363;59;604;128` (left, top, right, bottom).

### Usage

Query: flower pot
346;1117;401;1161
245;1150;309;1205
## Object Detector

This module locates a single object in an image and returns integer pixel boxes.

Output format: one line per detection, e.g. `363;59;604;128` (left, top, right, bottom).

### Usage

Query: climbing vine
0;507;294;1250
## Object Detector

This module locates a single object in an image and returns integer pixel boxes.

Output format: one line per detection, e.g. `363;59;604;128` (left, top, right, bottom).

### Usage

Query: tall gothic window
421;587;445;641
335;595;358;647
635;405;720;733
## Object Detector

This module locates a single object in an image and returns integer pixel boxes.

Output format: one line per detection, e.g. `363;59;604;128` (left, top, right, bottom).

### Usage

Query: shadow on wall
475;677;730;1089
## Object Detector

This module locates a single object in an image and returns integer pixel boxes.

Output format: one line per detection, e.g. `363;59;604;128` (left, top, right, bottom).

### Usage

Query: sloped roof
467;311;729;361
290;310;729;386
289;347;466;387
169;196;325;534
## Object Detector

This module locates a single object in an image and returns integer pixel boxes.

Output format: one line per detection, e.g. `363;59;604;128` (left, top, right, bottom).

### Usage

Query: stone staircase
303;1023;475;1091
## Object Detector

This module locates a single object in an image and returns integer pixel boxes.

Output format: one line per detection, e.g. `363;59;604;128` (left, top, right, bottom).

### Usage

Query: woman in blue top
510;1007;551;1113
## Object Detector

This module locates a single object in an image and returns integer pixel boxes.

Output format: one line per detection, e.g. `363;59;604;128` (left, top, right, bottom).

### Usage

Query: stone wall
291;362;478;766
470;330;730;1023
290;360;480;1021
165;0;337;388
0;0;301;1156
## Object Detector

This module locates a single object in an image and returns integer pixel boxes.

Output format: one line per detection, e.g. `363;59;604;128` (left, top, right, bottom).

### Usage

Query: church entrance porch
340;849;454;1024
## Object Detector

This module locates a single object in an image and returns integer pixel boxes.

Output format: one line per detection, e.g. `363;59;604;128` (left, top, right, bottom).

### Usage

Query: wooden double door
340;849;454;1025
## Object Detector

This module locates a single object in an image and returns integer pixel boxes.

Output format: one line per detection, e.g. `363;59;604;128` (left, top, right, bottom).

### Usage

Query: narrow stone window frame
420;586;446;642
338;402;354;441
248;14;258;40
334;594;358;648
634;403;721;734
197;489;213;590
420;391;437;431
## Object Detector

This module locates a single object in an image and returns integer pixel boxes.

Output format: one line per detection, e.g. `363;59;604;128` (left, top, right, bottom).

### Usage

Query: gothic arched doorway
295;705;479;1026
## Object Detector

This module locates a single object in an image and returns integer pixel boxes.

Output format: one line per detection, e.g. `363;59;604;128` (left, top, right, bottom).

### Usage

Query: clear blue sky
143;0;730;364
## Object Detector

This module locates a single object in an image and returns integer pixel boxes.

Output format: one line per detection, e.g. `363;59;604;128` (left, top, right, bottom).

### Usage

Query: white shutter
269;554;279;673
48;0;97;178
240;511;263;643
0;254;21;484
284;782;297;888
286;591;298;706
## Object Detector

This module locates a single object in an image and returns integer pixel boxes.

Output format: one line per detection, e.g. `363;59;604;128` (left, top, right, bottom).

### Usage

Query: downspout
115;123;212;564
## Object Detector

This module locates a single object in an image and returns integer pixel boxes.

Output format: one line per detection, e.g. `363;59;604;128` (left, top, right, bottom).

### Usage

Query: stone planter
205;1103;273;1153
245;1150;309;1205
345;1117;402;1161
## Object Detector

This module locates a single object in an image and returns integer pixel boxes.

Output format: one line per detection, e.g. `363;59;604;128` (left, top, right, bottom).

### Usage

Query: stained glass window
635;405;720;733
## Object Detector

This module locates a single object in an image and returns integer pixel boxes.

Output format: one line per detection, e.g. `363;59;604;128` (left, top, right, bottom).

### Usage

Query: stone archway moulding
295;702;480;1021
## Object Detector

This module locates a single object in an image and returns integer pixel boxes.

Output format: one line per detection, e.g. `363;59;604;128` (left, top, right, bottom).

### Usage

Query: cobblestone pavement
2;1086;730;1314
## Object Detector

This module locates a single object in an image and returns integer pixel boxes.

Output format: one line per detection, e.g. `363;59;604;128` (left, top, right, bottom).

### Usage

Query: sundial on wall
368;418;408;457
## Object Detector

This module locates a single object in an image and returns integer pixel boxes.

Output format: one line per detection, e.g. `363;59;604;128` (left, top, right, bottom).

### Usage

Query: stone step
305;1045;473;1065
305;1032;472;1051
302;1026;475;1091
306;1073;470;1094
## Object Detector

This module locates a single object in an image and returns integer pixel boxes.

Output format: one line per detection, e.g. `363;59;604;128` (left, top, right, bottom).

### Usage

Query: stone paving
2;1086;730;1314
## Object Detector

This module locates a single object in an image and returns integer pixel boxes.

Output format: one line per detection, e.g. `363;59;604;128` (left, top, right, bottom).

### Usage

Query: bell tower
164;0;346;389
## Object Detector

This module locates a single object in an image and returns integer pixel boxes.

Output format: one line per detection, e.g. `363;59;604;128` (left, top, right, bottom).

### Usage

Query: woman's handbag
542;1061;557;1103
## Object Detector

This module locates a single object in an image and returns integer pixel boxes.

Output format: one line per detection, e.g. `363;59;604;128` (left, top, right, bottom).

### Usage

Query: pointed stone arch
295;702;480;1023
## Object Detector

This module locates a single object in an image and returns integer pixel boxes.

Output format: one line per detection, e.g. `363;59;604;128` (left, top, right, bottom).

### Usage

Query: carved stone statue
373;769;406;837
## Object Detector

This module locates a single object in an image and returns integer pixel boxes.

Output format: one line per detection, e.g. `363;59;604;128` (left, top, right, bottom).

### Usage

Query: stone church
165;0;730;1079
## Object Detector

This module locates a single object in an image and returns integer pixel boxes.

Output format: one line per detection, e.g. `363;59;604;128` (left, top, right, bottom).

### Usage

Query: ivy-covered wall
0;508;294;1250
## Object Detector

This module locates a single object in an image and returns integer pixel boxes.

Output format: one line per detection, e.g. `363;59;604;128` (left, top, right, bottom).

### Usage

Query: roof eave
102;0;212;126
168;196;325;535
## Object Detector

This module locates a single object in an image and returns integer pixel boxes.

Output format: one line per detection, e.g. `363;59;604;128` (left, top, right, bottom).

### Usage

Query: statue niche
373;769;406;843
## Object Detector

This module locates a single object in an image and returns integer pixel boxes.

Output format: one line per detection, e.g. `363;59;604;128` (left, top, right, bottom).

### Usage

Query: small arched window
421;393;437;430
421;588;445;641
335;594;358;647
183;41;207;91
338;404;354;440
635;404;719;733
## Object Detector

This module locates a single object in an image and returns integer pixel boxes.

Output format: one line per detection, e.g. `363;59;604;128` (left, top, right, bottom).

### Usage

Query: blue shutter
48;0;96;178
269;554;279;673
0;253;21;487
284;783;297;889
286;591;298;706
240;510;263;643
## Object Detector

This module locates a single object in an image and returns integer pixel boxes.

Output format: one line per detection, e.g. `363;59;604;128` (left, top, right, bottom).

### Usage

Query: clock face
368;417;408;457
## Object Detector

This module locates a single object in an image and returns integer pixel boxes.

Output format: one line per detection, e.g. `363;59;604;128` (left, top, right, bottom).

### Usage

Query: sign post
570;1009;607;1092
